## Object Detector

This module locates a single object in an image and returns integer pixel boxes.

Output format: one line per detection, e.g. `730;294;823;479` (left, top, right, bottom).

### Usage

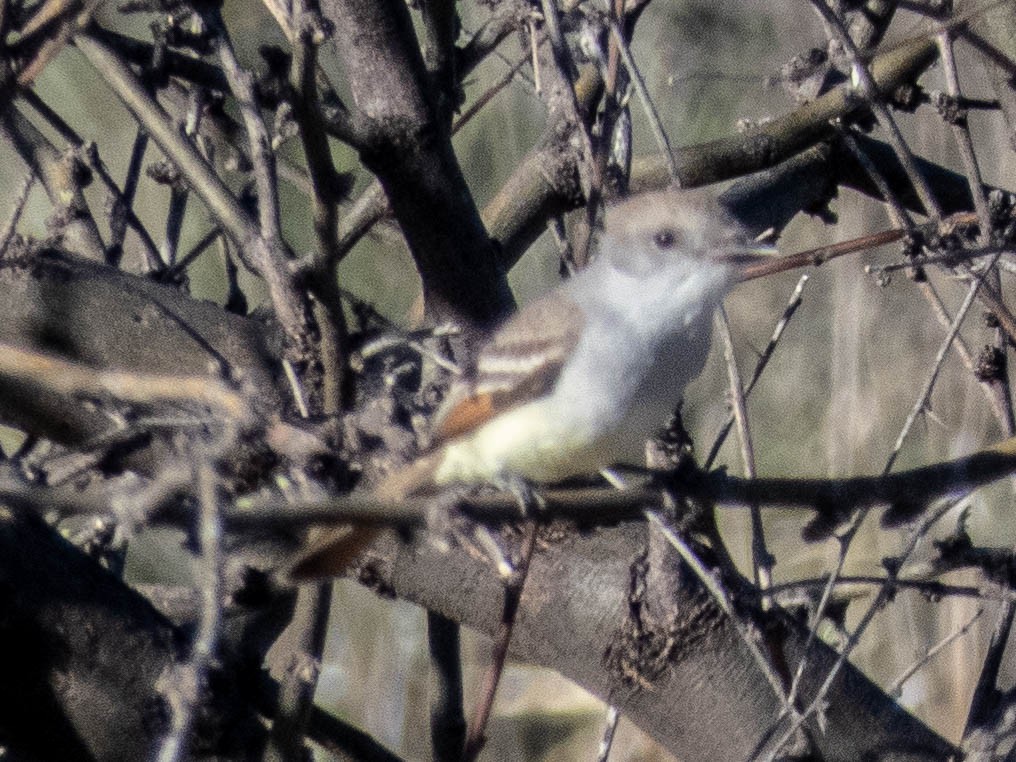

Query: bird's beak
712;244;780;281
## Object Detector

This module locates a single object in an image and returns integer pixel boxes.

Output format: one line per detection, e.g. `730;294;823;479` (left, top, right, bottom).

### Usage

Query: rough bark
322;0;514;327
0;507;267;761
0;242;281;465
357;522;955;760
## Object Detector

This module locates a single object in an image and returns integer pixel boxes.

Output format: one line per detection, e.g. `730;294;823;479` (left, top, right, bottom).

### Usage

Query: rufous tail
288;452;443;581
288;525;382;581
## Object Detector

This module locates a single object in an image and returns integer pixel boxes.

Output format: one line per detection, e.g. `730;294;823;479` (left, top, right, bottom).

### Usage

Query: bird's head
597;190;774;287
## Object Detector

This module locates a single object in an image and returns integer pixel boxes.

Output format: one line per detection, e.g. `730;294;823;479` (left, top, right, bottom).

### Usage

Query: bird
290;189;773;580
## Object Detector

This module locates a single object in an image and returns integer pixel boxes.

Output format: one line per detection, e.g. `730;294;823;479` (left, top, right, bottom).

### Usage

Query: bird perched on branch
291;190;774;580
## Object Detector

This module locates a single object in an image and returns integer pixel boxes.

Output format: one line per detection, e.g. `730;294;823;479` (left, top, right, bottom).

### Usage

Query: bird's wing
431;292;586;444
290;297;586;581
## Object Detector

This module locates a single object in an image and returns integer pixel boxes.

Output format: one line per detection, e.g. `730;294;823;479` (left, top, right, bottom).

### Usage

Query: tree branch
321;0;514;325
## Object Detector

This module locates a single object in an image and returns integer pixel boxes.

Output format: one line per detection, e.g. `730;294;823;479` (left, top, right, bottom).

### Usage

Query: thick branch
0;507;265;760
487;34;937;269
629;35;938;194
352;523;954;760
321;0;513;326
0;243;280;458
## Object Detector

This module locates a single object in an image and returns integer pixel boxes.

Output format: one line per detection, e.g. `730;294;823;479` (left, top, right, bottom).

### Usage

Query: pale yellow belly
432;399;614;486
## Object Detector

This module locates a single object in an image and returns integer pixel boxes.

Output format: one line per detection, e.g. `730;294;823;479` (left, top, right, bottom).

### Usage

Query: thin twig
935;26;1016;438
283;359;310;419
765;496;963;760
867;244;1015;273
19;88;162;268
528;16;542;94
0;103;107;262
918;278;980;371
265;344;333;762
0;170;35;257
973;282;1016;348
716;306;770;594
0;342;250;421
289;0;351;413
595;706;621;762
304;701;406;762
885;272;987;473
838;126;914;229
781;263;995;742
155;462;224;762
839;124;1015;433
775;243;1009;755
609;22;678;184
264;584;333;762
452;55;529;134
646;510;793;710
213;20;281;248
963;316;1016;737
738;227;907;280
705;275;809;468
159;91;202;269
935;30;992;232
206;10;311;345
462;521;538;762
164;228;224;280
537;0;600;195
537;0;572;78
769;575;1001;602
74;29;310;346
74;33;263;248
889;607;984;697
965;601;1016;735
108;126;149;267
810;0;944;219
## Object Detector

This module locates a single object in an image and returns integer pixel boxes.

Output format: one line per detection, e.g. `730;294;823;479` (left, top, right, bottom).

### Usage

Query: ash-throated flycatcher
291;190;773;579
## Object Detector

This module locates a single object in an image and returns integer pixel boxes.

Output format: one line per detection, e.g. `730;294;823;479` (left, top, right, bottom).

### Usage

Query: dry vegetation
0;0;1015;759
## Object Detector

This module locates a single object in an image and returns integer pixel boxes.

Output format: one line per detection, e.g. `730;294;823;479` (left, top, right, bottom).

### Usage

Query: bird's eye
653;229;679;249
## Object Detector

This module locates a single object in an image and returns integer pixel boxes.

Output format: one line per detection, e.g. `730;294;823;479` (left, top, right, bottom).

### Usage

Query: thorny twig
886;267;995;473
769;257;1003;759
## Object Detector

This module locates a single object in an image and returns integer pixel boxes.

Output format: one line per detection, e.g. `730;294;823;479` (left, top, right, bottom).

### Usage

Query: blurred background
2;0;1012;757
